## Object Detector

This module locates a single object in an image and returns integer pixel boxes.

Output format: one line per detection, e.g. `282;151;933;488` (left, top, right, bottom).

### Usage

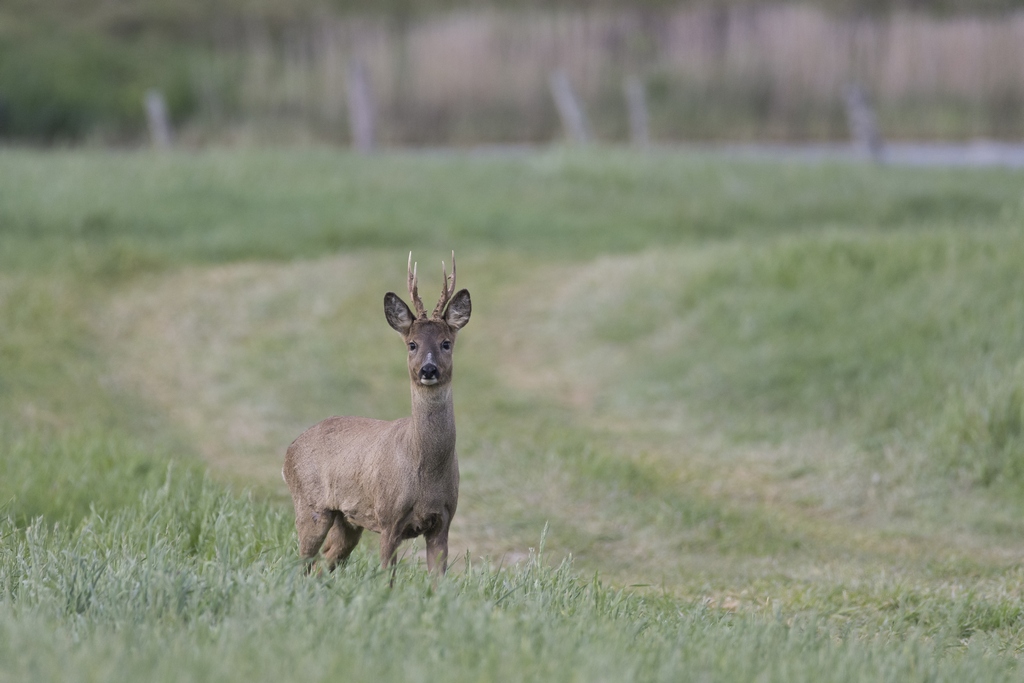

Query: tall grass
3;467;1024;682
939;363;1024;487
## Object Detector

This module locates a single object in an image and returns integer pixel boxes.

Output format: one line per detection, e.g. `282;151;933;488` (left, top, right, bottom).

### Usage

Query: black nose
420;364;438;380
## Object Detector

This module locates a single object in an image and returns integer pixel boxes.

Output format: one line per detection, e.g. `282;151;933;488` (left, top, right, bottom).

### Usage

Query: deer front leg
425;528;449;575
379;529;402;568
425;508;452;575
379;528;402;587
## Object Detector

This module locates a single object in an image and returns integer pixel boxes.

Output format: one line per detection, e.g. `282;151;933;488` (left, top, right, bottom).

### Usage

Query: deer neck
408;384;456;471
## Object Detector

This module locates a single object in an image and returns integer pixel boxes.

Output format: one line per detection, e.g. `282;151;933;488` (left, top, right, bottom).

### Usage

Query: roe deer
283;252;471;576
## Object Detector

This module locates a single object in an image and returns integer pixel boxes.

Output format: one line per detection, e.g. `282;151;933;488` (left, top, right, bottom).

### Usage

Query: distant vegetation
3;1;1024;144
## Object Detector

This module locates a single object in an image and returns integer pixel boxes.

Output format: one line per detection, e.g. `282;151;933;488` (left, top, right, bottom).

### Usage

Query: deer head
384;252;471;387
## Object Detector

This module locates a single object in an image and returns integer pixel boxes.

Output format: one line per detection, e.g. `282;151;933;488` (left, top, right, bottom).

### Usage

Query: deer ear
444;289;471;331
384;292;415;334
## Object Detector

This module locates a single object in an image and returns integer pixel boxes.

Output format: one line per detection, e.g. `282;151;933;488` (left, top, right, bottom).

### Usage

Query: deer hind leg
321;515;364;570
295;504;334;570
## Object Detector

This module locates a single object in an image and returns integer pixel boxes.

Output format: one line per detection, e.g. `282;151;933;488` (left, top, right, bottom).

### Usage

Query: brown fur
283;257;470;575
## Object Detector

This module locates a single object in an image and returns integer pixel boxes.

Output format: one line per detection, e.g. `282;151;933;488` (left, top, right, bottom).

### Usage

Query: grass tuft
939;364;1024;488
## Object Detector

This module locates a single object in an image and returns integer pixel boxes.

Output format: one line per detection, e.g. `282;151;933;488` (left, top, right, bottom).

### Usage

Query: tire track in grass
95;247;1024;594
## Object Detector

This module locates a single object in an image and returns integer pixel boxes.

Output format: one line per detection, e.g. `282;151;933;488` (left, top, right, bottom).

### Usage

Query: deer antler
432;251;457;319
407;252;427;319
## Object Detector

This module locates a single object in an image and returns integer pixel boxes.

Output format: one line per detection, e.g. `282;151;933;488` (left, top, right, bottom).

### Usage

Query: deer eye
441;340;452;351
408;342;417;352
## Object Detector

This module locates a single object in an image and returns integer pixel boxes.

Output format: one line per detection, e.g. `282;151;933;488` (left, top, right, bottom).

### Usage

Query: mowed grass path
2;148;1024;680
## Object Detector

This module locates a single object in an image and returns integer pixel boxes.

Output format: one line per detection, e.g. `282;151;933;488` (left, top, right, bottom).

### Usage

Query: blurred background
3;0;1024;148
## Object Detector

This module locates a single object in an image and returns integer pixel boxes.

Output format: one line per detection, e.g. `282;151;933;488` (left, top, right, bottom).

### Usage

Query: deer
282;252;471;577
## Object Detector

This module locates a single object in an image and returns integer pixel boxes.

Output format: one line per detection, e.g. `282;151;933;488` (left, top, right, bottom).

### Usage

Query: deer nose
420;364;439;381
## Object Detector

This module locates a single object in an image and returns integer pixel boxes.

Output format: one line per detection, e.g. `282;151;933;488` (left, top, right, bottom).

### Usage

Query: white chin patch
420;378;439;386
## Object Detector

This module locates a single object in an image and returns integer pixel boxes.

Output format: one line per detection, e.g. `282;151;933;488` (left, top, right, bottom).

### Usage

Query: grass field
2;147;1024;680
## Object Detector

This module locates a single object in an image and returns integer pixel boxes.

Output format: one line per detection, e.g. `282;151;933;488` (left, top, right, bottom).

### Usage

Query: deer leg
295;505;334;571
379;529;403;586
425;528;450;576
321;516;364;570
379;529;402;569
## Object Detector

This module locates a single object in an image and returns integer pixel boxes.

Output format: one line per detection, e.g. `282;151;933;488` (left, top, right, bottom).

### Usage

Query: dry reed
190;5;1024;144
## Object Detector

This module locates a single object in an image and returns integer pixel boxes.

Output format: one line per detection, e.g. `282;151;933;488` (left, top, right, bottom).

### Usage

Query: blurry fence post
549;69;590;144
347;57;376;153
843;84;884;162
144;89;173;149
623;75;650;147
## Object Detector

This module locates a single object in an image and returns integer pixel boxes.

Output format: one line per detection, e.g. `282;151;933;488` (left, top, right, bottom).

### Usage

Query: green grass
2;471;1023;682
1;148;1020;270
2;148;1024;680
